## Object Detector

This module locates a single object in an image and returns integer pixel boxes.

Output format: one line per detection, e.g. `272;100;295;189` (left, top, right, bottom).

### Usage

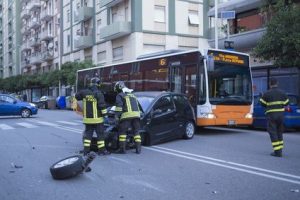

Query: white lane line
57;121;80;126
153;146;300;180
145;147;300;185
17;122;38;128
0;124;14;130
34;121;58;127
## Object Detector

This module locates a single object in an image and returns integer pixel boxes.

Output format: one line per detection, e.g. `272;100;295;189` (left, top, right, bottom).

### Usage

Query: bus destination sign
209;51;248;66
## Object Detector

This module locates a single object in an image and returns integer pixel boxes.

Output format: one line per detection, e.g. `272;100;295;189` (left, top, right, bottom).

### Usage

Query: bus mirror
207;55;215;71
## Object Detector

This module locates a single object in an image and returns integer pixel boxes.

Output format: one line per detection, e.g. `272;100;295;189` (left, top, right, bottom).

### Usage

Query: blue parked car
253;94;300;129
0;93;38;118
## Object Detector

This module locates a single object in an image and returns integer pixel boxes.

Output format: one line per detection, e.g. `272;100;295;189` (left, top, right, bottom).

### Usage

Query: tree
253;0;300;67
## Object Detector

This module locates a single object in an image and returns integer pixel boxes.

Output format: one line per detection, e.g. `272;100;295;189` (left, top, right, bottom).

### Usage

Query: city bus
76;49;253;127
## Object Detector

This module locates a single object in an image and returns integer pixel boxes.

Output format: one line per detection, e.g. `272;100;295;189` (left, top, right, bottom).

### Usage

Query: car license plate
228;120;235;125
296;109;300;113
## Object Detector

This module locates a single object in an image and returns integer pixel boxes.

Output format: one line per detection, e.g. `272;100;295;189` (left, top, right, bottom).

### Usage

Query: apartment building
62;0;210;66
207;0;300;96
1;1;21;79
21;0;61;76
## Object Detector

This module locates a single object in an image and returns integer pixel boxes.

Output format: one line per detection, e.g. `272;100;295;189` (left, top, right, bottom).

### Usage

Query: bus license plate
228;120;236;125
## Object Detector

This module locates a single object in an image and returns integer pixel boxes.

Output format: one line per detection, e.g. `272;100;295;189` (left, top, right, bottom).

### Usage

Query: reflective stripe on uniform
119;134;127;142
97;141;105;148
115;107;122;112
83;117;104;124
84;139;91;147
265;108;285;114
121;111;140;120
101;108;107;115
134;135;141;142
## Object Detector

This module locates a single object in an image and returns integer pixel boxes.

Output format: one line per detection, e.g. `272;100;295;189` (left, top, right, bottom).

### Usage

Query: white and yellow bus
76;49;253;127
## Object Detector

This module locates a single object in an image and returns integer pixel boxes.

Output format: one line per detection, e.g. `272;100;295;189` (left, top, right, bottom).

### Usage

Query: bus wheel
183;121;195;139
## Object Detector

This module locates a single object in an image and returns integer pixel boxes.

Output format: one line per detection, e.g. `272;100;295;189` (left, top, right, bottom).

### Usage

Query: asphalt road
0;109;300;200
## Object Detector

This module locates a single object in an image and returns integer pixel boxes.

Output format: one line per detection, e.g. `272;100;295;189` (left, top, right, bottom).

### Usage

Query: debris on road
11;162;23;169
290;189;299;193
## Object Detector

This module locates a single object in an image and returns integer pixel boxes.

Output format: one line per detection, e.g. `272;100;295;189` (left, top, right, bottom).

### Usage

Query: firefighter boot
270;150;282;157
97;148;111;156
115;141;126;154
135;142;141;154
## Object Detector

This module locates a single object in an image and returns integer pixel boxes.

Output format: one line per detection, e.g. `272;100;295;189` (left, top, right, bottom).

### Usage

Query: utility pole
214;0;218;49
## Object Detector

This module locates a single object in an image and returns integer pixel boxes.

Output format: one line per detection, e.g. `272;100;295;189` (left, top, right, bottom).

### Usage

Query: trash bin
47;99;57;109
56;96;66;109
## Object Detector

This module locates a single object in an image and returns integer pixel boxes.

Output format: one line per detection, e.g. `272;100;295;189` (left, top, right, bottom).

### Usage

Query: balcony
74;6;93;22
74;35;93;49
100;0;124;8
22;58;31;68
29;37;41;47
29;18;41;30
21;26;31;35
99;21;131;41
40;10;53;22
40;31;54;41
21;9;30;19
41;51;54;61
30;53;43;65
21;42;31;51
208;28;266;51
28;0;41;12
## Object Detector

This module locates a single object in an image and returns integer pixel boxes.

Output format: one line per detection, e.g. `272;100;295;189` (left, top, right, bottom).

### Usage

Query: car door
253;95;267;128
146;95;179;143
0;95;18;115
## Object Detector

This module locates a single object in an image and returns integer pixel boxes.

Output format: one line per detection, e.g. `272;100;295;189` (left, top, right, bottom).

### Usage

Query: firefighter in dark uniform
260;78;289;157
114;81;141;154
75;77;110;156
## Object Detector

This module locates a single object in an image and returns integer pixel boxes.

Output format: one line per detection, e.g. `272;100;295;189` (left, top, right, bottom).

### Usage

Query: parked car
0;93;38;118
253;94;300;129
136;91;196;145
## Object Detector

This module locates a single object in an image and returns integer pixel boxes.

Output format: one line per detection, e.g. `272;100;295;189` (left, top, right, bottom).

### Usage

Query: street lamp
214;0;218;49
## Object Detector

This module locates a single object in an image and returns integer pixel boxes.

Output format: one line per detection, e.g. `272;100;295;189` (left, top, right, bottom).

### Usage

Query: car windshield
136;96;155;112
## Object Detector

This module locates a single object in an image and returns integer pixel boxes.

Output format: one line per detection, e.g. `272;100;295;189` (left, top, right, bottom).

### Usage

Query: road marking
34;121;58;127
145;146;300;185
56;121;80;126
0;124;14;130
16;122;38;128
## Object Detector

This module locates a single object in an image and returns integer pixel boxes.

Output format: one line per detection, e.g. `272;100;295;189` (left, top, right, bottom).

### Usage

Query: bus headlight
245;113;253;119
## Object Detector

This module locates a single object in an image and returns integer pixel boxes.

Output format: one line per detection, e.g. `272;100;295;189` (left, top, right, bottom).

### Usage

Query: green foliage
0;60;93;92
254;0;300;67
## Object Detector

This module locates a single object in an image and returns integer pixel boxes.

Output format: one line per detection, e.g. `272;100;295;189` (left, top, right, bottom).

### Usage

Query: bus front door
170;65;197;106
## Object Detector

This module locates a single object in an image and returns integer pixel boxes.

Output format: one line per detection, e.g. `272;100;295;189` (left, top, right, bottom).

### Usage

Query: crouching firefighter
114;81;142;154
75;77;110;156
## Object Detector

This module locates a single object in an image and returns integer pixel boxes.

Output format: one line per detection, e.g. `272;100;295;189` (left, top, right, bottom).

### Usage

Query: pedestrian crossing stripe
0;124;14;130
16;122;38;128
56;121;80;126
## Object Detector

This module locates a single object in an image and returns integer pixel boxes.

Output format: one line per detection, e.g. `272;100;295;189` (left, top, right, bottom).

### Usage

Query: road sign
221;11;235;20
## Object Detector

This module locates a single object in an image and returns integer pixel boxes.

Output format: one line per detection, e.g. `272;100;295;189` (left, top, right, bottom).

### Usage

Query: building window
67;10;70;22
154;5;165;23
113;47;123;60
97;51;106;63
188;11;199;26
67;35;71;47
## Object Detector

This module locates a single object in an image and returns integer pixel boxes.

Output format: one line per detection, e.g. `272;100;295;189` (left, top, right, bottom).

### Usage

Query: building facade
1;0;21;79
61;0;210;66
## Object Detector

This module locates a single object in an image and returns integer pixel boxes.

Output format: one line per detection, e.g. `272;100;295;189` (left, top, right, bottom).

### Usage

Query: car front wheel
21;109;31;118
183;121;195;139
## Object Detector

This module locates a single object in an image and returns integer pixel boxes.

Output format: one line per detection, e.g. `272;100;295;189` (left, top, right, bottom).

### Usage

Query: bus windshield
208;62;252;105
